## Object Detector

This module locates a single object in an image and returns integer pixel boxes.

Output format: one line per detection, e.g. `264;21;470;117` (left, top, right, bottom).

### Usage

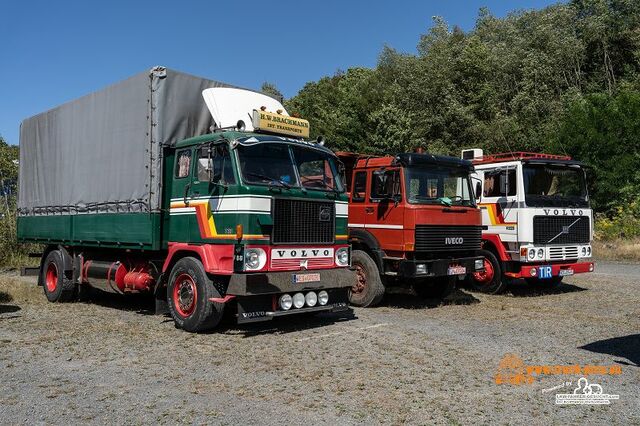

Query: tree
260;82;284;103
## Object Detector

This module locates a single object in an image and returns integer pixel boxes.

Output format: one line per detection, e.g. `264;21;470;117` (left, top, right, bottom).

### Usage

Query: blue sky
0;0;560;145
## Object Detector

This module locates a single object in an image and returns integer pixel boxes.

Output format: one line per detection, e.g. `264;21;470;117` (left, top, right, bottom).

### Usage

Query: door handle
365;207;374;214
183;183;191;206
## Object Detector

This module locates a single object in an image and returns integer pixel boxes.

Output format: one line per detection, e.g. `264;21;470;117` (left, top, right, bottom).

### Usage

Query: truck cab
338;152;485;306
162;130;353;329
463;150;595;293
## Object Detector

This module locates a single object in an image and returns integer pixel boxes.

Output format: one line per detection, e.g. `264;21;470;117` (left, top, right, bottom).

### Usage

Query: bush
0;208;40;269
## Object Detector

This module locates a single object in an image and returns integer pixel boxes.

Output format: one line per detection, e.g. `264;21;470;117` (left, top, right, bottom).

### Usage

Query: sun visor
202;87;288;131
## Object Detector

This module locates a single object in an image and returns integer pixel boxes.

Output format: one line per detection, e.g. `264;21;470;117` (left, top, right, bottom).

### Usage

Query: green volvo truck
17;66;354;332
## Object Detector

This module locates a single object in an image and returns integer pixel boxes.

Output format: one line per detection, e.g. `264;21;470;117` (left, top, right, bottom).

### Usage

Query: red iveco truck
338;152;485;307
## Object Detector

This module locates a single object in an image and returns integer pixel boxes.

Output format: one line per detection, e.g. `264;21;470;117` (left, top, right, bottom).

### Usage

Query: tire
41;250;77;302
466;249;509;294
526;276;563;288
349;250;385;307
167;257;224;333
413;276;456;299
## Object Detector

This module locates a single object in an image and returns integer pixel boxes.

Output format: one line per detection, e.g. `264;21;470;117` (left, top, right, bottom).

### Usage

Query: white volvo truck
461;150;594;293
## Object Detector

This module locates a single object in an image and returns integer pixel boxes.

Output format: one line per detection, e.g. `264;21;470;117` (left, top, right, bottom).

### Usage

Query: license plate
292;273;321;283
538;266;553;279
447;266;466;276
559;268;574;277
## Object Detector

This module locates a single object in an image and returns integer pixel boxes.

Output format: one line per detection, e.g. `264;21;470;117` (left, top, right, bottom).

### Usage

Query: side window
483;169;516;197
196;145;236;184
175;149;192;179
371;170;400;200
351;171;367;202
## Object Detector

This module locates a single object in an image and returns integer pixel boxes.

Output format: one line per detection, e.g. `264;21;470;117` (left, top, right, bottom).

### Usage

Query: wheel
41;250;77;302
467;249;509;294
413;276;456;299
349;250;385;307
167;257;224;332
526;276;563;288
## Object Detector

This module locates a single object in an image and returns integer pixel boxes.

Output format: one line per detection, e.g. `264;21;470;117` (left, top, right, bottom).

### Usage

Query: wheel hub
352;263;366;294
45;262;58;293
174;274;197;317
472;258;494;284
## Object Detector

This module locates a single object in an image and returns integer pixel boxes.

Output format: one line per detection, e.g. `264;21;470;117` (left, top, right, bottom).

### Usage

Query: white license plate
292;273;321;283
559;269;574;277
447;266;466;276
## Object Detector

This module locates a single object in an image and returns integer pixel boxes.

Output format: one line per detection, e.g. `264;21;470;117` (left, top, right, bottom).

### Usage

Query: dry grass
593;238;640;262
0;275;44;305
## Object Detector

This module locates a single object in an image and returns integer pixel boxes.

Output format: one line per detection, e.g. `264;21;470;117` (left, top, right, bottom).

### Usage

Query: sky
0;0;560;146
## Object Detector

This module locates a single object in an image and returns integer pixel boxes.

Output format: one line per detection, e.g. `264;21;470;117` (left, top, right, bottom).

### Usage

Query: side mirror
499;173;507;195
207;145;217;182
475;181;482;199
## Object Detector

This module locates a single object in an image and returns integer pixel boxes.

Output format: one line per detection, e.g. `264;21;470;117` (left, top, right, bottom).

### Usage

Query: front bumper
227;267;355;296
398;256;484;278
506;261;595;279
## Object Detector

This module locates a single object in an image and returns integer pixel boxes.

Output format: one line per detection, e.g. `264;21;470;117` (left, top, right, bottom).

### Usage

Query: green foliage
286;0;640;220
260;82;284;102
0;135;39;268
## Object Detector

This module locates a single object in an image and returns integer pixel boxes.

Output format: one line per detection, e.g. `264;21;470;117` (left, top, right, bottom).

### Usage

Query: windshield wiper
244;172;292;189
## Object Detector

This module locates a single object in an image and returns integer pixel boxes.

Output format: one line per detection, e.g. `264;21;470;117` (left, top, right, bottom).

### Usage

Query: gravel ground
0;262;638;425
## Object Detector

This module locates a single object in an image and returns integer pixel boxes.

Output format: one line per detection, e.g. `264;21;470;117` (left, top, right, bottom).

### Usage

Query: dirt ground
0;262;638;425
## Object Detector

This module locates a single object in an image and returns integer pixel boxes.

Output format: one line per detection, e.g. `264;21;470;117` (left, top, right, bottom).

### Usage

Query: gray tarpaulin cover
18;67;237;216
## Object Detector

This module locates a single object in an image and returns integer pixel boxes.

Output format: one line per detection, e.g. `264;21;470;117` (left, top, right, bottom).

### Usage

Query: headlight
581;246;587;256
279;294;292;310
305;291;318;307
335;248;349;267
587;246;592;256
244;248;266;270
292;292;305;309
528;249;536;260
318;290;329;306
537;248;544;259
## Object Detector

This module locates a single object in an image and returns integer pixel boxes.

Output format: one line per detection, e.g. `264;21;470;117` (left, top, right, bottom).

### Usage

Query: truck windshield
405;167;475;207
523;164;588;207
236;142;343;192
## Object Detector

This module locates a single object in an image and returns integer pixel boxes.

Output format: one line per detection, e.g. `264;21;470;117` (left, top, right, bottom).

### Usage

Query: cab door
367;168;404;252
479;166;518;242
188;143;237;242
348;170;368;231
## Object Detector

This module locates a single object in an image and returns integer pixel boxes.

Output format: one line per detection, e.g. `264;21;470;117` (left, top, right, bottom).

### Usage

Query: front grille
272;199;335;244
270;257;334;270
549;246;579;261
533;216;590;245
415;225;482;252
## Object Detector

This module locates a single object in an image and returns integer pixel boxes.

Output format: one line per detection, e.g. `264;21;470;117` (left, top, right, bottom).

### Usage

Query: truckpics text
462;150;594;293
17;67;354;332
337;151;485;307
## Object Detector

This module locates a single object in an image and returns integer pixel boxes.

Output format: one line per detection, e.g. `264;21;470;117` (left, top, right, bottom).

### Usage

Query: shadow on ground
78;287;156;315
505;281;587;298
381;287;480;309
579;334;640;367
0;290;21;315
224;310;358;338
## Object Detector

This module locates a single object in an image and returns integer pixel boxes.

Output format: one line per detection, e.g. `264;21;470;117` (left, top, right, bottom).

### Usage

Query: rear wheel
167;257;224;332
349;250;385;307
413;276;456;299
41;250;77;302
467;249;509;294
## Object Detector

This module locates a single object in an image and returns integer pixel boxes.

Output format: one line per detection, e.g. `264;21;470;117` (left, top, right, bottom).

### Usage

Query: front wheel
167;257;224;333
349;250;385;307
466;249;509;294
